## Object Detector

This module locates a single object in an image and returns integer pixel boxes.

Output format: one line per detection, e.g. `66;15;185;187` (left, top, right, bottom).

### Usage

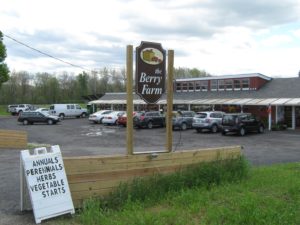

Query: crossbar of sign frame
20;145;74;224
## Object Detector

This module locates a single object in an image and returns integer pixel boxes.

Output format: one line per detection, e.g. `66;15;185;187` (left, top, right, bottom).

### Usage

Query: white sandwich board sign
20;145;74;224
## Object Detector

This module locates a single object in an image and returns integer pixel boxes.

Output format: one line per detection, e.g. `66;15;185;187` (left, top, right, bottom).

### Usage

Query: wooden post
126;45;134;155
166;50;174;152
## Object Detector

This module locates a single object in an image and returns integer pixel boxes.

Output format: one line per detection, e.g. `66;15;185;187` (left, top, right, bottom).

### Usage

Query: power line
3;33;130;83
4;33;92;72
3;33;126;78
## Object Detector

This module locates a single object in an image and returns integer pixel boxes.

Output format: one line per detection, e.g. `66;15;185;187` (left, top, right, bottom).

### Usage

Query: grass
0;105;10;116
53;159;300;225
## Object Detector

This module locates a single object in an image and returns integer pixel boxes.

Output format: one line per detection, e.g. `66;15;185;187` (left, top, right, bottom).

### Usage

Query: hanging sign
20;145;74;224
136;41;166;104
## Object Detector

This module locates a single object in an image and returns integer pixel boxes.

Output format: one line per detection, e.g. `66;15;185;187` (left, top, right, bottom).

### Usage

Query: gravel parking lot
1;115;300;224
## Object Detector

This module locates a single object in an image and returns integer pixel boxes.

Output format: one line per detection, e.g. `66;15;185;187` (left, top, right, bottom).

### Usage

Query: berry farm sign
135;41;166;104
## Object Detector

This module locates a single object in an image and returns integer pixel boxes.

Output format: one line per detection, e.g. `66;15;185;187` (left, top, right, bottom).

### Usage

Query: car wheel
211;124;218;133
81;113;87;118
181;123;187;131
114;120;118;125
59;113;65;120
222;131;226;135
258;125;264;133
23;120;28;125
196;128;202;133
239;127;246;136
147;121;153;129
47;119;53;125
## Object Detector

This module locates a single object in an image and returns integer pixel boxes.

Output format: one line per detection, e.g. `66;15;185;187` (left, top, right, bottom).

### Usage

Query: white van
49;104;88;119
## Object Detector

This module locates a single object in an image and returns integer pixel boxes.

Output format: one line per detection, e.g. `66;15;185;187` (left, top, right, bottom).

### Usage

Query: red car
117;112;136;127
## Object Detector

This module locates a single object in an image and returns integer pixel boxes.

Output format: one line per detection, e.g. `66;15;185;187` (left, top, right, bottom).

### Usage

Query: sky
1;0;300;78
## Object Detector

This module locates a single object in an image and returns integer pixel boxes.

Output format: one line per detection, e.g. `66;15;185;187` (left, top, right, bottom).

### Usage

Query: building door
284;106;292;128
296;106;300;128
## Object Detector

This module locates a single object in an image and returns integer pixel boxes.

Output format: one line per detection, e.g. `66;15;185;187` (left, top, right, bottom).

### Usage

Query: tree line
0;67;210;105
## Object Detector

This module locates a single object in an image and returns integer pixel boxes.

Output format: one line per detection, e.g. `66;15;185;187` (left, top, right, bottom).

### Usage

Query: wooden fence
0;129;27;149
64;145;241;207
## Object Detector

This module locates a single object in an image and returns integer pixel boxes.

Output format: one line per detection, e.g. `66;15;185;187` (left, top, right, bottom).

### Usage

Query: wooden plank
63;146;242;207
0;129;27;149
67;164;185;184
64;147;241;175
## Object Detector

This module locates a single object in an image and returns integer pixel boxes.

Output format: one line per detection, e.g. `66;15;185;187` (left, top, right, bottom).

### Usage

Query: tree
0;31;9;87
76;71;89;98
174;67;211;79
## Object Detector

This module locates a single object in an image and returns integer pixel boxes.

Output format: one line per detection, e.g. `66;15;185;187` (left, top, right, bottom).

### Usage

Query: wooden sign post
20;145;74;224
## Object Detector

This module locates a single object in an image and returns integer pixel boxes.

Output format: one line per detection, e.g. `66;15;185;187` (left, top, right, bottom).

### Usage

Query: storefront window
201;81;208;91
242;79;249;89
176;83;181;92
188;82;194;91
218;80;225;90
182;82;188;91
211;80;217;91
225;80;233;90
234;80;241;90
195;81;201;91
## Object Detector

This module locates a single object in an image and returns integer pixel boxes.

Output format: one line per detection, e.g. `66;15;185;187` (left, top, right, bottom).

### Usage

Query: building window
211;80;218;91
195;81;201;91
176;83;181;92
182;82;188;91
234;80;241;90
225;79;233;90
218;80;225;91
188;82;194;91
201;81;208;91
242;79;249;89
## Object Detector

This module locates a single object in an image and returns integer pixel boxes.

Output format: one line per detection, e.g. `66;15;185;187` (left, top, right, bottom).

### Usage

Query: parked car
172;111;195;130
9;104;33;115
88;110;112;124
221;113;265;136
49;104;88;119
18;111;61;125
192;111;225;133
117;112;137;127
102;111;125;125
35;108;50;114
7;105;18;113
133;111;165;129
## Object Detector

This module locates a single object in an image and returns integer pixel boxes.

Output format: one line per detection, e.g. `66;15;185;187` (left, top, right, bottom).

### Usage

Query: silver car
192;111;225;133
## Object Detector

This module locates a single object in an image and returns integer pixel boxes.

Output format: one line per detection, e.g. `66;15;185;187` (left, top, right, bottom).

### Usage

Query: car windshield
195;113;207;118
223;115;236;124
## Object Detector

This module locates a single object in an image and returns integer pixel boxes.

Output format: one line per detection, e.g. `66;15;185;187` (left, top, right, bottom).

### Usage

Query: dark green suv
221;113;265;136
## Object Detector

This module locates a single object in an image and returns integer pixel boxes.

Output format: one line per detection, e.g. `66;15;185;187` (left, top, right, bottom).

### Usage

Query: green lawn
54;160;300;225
0;105;10;116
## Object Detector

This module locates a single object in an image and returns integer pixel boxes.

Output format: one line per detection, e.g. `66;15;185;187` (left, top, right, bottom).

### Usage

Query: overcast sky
1;0;300;77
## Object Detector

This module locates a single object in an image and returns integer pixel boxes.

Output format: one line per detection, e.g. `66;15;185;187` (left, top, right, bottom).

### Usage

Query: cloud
1;0;300;76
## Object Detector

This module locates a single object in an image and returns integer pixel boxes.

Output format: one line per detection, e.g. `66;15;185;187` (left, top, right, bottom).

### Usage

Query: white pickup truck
49;104;88;119
8;104;33;115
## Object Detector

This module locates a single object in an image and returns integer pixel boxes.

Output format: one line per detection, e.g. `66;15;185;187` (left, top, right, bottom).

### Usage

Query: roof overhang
89;98;300;106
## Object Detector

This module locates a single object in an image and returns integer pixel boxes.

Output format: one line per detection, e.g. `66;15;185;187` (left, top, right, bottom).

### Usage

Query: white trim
89;98;300;106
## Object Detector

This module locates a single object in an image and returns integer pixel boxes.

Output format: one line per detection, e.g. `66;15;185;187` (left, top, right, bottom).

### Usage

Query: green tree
174;67;211;79
76;71;89;98
0;31;10;87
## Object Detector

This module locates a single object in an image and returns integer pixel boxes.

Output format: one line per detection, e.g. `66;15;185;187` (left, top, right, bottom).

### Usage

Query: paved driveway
0;116;300;224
